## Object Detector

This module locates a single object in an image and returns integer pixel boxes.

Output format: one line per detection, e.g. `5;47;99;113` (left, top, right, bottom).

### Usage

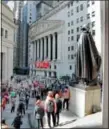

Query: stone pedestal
69;84;101;117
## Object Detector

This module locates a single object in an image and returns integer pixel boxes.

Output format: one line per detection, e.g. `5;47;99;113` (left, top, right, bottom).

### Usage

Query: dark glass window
71;46;74;50
68;30;70;35
68;47;70;51
68;22;70;27
77;27;79;32
71;29;74;34
76;18;79;23
80;16;83;22
76;6;79;12
5;30;8;38
71;21;73;25
71;55;74;59
92;21;95;27
71;36;74;41
92;11;95;17
80;4;83;11
69;65;72;70
87;13;90;19
1;28;4;36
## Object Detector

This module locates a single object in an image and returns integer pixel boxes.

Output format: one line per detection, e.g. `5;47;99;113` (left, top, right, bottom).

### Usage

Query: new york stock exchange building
28;2;76;78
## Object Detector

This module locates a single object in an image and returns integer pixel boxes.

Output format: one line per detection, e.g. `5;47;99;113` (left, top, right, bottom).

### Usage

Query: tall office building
29;1;102;78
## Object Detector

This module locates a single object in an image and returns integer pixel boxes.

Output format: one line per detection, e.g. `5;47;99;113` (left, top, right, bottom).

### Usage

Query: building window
76;18;79;23
92;21;95;27
54;65;56;69
92;1;95;4
71;29;74;34
87;23;90;29
5;30;8;38
1;28;4;36
71;21;73;25
76;0;79;3
71;9;73;16
92;30;95;36
68;47;70;51
68;11;70;17
80;16;83;22
87;13;90;19
76;6;79;13
71;55;74;59
77;27;79;32
68;55;70;59
68;30;70;35
68;22;70;27
92;11;95;17
68;3;70;8
71;46;74;50
68;37;70;41
69;65;72;70
80;4;83;11
71;36;74;41
87;1;90;7
77;34;80;41
71;1;73;6
29;17;31;19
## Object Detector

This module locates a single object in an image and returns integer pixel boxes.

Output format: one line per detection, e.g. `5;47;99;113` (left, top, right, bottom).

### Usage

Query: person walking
11;97;16;113
45;91;57;128
25;91;30;110
17;97;25;116
55;94;62;126
62;86;70;110
12;113;22;129
35;99;45;129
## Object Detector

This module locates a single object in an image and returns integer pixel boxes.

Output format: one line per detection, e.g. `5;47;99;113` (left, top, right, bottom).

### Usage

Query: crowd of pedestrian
1;76;71;129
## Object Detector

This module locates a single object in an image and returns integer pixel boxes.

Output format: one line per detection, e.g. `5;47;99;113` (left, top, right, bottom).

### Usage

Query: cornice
2;14;16;29
29;20;65;40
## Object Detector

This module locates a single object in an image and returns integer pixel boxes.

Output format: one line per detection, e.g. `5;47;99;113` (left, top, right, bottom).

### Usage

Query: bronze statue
75;25;101;86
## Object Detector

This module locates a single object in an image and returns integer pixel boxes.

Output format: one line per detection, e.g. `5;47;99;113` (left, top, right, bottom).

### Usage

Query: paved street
2;95;78;128
2;96;35;128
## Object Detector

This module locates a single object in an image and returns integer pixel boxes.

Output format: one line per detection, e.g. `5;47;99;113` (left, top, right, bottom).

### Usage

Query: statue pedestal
69;84;101;117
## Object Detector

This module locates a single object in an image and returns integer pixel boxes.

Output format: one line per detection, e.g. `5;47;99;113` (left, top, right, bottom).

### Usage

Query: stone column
44;37;47;59
48;35;51;60
53;33;56;60
33;41;35;62
40;38;43;61
57;32;62;60
37;39;39;60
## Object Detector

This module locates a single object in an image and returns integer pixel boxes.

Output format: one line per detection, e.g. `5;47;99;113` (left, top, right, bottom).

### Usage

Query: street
2;95;78;128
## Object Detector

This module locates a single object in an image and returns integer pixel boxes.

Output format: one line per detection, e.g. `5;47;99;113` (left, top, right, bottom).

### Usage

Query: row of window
1;28;8;38
68;20;95;28
68;46;74;51
68;1;95;8
68;30;95;42
68;11;95;22
68;54;74;60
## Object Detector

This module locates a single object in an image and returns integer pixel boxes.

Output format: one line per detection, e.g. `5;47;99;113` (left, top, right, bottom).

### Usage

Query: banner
35;61;50;69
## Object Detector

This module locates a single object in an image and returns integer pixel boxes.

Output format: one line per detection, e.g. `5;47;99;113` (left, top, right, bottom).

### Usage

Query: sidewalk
59;112;102;128
44;110;78;128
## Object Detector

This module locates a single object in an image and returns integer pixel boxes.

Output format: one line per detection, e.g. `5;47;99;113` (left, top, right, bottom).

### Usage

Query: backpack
13;116;22;127
47;100;54;112
35;106;44;119
56;99;62;113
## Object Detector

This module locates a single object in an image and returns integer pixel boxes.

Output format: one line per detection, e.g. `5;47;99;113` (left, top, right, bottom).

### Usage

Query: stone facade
0;3;16;82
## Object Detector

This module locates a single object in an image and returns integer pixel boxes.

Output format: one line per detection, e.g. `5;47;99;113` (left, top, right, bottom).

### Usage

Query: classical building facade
0;3;16;82
29;1;102;78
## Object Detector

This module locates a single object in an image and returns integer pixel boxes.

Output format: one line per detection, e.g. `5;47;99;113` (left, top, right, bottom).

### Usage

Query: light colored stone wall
0;3;16;82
